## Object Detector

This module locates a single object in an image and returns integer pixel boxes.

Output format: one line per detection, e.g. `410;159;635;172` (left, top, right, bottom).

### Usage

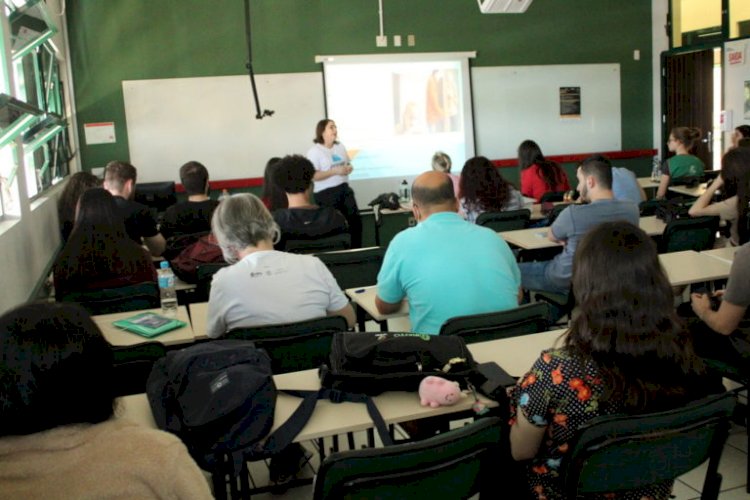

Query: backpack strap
277;388;394;449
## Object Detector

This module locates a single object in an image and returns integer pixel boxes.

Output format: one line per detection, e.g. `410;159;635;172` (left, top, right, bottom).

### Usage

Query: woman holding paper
306;119;362;247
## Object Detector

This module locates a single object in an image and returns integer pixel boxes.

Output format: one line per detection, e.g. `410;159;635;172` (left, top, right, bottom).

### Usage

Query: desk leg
379;320;389;332
356;305;367;332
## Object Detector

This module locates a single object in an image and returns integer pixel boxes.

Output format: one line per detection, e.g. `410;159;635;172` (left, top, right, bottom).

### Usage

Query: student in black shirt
271;155;348;251
161;161;219;240
103;161;166;257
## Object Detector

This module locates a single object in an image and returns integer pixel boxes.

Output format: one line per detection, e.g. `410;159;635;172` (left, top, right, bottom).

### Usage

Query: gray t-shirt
546;199;640;287
722;243;750;354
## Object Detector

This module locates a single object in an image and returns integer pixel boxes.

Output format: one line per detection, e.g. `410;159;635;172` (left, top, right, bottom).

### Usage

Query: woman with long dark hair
459;156;523;223
509;222;716;500
517;140;570;202
53;188;156;299
688;147;750;246
306;119;362;247
261;156;287;211
0;303;211;498
57;171;100;242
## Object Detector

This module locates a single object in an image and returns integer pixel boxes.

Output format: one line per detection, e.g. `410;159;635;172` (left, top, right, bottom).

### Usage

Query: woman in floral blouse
509;221;718;500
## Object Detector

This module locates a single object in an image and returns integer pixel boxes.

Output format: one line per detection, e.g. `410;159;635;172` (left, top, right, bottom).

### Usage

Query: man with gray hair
206;193;355;338
376;171;521;334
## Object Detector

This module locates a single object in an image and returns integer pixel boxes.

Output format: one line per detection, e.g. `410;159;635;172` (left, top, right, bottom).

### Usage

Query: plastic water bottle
157;261;178;317
651;157;661;182
400;179;410;202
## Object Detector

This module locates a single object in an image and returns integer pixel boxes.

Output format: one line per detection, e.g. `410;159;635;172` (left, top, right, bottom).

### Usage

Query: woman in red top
518;140;570;201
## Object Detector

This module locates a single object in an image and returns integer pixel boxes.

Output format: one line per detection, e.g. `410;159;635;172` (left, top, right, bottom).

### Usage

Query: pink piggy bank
419;376;462;408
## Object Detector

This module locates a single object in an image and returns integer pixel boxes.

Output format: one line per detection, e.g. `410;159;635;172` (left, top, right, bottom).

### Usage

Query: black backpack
146;340;318;475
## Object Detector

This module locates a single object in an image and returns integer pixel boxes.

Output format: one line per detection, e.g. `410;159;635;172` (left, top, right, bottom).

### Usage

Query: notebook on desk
112;312;186;338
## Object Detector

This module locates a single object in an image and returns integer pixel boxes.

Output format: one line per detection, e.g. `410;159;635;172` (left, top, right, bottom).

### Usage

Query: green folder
112;312;186;338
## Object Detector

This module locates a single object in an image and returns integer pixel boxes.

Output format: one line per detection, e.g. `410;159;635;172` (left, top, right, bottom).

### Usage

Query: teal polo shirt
377;211;521;334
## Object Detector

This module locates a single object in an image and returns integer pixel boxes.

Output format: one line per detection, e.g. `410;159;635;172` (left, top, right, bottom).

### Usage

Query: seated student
57;171;100;243
656;127;704;198
688;147;750;247
53;188;157;300
689;242;750;375
206;193;355;338
103;160;166;256
586;154;646;204
0;302;212;499
730;124;750;150
518;140;570;202
271;155;348;251
261;156;287;211
375;171;521;335
459;156;524;223
518;157;639;296
160;161;219;241
509;222;718;500
431;151;460;199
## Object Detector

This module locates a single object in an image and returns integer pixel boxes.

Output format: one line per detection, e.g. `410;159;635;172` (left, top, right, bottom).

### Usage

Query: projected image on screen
322;55;475;186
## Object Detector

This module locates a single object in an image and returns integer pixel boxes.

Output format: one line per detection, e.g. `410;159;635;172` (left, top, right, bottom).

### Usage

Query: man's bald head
411;171;457;215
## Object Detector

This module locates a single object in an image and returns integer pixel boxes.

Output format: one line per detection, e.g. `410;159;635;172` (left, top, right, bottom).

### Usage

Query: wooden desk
638;177;661;190
116;331;564;439
188;301;210;340
174;276;196;292
658;251;732;286
345;286;409;331
94;306;195;347
668;182;706;197
499;216;666;250
701;246;737;265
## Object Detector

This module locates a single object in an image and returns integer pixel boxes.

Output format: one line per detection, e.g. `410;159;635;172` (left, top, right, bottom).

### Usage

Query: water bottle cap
160;261;170;269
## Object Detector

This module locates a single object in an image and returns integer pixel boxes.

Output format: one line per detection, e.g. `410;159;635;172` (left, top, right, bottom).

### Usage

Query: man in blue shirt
518;157;640;295
376;171;521;334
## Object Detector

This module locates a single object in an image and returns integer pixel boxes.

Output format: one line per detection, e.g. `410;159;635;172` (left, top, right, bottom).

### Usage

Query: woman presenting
307;119;362;247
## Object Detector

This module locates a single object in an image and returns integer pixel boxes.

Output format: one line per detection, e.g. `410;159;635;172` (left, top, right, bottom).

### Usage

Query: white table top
345;286;409;322
700;246;738;265
658;250;732;286
669;182;707;197
116;329;564;440
499;216;666;250
94;306;195;347
637;177;661;190
188;301;210;340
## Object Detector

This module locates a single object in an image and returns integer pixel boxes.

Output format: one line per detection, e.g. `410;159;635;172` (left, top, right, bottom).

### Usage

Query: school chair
56;281;159;315
111;341;167;396
562;392;736;500
476;208;531;232
194;262;229;302
284;233;351;255
438;303;550;344
659;216;719;253
312;417;504;500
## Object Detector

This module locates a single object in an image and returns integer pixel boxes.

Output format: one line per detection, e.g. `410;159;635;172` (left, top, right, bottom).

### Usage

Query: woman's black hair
564;221;704;412
459;156;514;214
57;172;100;242
517;139;567;192
261;157;287;211
721;147;750;245
0;302;115;436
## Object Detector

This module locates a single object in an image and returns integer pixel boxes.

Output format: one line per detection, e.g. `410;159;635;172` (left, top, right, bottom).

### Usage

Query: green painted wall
66;0;653;172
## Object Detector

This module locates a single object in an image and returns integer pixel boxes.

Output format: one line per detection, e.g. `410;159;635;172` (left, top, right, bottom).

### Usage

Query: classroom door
662;48;715;170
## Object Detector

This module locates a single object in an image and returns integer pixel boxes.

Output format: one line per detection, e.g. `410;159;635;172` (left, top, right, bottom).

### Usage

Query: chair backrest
111;341;167;397
476;209;531;232
224;315;349;373
313;417;503;500
639;199;664;217
285;233;351;255
194;262;229;302
563;392;736;498
546;202;571;225
438;302;550;344
57;281;160;315
659;215;719;253
540;191;567;203
314;246;385;290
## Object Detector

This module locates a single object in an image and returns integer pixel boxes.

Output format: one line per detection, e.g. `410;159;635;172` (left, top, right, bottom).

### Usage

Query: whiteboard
123;73;325;183
472;64;621;158
123;63;622;197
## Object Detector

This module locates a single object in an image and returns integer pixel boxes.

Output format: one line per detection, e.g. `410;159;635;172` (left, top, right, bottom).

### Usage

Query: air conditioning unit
477;0;533;14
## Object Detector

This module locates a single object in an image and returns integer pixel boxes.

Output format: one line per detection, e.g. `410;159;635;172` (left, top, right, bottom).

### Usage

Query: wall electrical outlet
407;34;415;46
393;35;402;47
376;35;388;47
